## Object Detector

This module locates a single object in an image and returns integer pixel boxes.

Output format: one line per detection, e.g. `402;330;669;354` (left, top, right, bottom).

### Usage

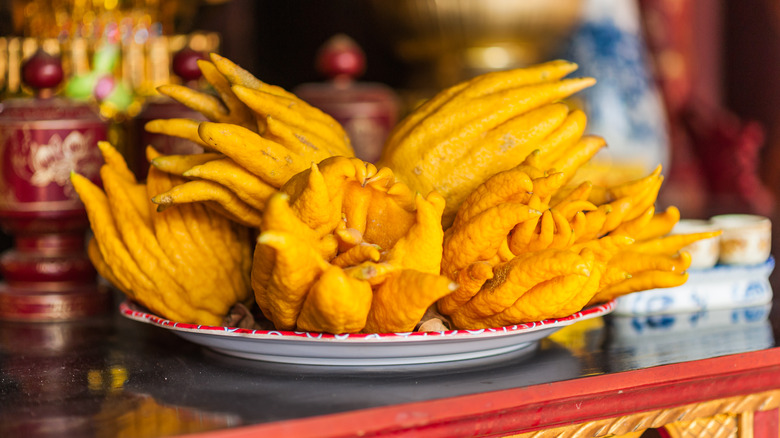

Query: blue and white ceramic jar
561;0;670;180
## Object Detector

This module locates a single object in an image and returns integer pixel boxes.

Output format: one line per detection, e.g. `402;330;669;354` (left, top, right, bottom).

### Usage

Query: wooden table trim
184;348;780;438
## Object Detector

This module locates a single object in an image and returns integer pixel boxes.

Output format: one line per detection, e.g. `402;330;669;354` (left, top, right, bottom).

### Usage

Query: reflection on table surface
0;291;776;438
606;304;774;369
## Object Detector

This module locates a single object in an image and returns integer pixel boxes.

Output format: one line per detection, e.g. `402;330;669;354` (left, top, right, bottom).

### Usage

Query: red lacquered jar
0;49;111;321
295;34;400;163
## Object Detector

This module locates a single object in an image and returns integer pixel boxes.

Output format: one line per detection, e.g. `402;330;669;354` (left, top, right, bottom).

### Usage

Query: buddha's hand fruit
378;60;601;226
251;156;456;333
436;152;719;329
146;53;354;226
72;142;253;326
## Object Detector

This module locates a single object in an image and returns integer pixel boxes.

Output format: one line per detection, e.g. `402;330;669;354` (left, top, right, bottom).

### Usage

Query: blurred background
0;0;778;250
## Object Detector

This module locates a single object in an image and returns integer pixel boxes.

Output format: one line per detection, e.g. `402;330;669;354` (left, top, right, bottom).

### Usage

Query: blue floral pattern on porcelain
614;257;775;317
558;0;669;173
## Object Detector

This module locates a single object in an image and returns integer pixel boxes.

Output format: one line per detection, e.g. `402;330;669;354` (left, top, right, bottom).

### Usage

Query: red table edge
183;347;780;438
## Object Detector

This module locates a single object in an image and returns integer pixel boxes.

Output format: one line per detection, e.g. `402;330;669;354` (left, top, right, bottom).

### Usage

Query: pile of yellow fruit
73;54;718;333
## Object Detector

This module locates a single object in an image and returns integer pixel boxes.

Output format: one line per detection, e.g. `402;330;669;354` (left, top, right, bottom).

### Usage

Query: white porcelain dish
120;300;616;366
614;256;774;316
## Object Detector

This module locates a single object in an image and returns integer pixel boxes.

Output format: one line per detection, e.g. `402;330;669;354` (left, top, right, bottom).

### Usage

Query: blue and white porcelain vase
561;0;669;180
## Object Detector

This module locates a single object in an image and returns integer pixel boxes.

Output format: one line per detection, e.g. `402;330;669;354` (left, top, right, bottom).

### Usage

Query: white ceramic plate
119;300;615;366
614;256;775;316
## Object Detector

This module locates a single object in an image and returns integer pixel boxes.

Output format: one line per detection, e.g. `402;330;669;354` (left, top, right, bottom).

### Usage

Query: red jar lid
297;34;398;108
0;98;103;124
294;34;399;163
0;48;103;124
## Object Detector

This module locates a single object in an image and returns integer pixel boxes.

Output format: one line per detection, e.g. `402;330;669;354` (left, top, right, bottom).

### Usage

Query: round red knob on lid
173;48;207;82
296;33;399;163
21;49;64;94
316;34;366;81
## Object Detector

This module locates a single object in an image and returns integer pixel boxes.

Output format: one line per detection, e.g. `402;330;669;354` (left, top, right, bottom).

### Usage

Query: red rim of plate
119;299;616;342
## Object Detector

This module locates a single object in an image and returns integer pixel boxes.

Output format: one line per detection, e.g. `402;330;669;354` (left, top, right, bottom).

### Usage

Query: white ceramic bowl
710;214;772;266
670;219;721;269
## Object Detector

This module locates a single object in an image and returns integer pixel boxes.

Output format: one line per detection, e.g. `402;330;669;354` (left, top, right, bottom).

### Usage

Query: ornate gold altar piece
0;0;219;103
508;389;780;438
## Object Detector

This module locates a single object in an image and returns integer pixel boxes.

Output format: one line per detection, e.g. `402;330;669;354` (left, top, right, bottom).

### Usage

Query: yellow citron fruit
146;52;354;226
434;142;717;329
379;60;598;227
72;142;252;326
252;155;454;333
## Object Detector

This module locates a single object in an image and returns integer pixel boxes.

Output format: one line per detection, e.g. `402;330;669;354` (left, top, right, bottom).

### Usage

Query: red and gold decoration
1;1;220;104
0;51;109;321
0;1;225;319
